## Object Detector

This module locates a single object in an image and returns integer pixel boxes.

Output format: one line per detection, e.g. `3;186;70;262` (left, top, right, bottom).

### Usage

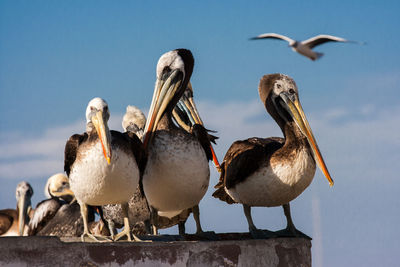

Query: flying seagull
251;33;361;61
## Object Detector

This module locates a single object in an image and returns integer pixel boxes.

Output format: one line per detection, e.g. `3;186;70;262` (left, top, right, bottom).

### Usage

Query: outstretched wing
302;34;348;49
64;133;87;176
213;137;283;204
250;33;295;44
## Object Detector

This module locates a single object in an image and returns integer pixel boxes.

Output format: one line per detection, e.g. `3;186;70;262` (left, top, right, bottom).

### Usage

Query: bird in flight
250;33;362;61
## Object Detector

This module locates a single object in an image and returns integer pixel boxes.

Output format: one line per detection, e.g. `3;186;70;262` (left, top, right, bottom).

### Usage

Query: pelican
142;49;215;237
0;182;33;236
213;74;333;238
65;97;145;242
122;105;146;140
27;173;88;237
103;84;221;236
250;33;360;60
152;82;220;235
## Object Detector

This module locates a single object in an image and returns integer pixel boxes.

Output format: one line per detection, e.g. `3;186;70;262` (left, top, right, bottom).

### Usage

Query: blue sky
1;1;399;266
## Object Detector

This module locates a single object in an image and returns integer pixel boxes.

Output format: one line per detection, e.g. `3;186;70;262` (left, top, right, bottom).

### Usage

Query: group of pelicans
0;44;335;242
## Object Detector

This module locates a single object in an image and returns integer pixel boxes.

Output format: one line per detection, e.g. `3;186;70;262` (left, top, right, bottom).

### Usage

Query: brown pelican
27;173;73;235
213;74;333;238
103;85;221;237
27;173;96;237
142;49;215;237
122;105;146;140
152;82;220;236
250;33;361;60
0;182;33;236
65;97;145;242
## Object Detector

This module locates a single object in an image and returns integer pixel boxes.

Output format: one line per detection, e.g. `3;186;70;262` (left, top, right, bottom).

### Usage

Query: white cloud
0;114;124;180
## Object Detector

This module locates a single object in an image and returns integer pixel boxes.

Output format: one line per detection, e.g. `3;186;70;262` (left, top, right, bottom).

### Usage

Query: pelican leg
114;203;141;242
106;219;116;240
193;205;203;234
150;207;159;235
80;203;110;242
243;204;274;239
144;219;152;235
275;203;311;239
178;221;186;235
193;205;218;240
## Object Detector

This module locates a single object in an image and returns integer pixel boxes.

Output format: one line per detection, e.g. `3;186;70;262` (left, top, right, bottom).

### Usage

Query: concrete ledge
0;234;311;267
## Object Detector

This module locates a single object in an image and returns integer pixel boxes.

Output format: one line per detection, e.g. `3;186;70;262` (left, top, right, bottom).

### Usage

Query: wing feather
190;124;218;162
0;212;14;235
213;137;284;204
64;133;87;176
27;199;60;235
302;34;348;49
250;33;295;44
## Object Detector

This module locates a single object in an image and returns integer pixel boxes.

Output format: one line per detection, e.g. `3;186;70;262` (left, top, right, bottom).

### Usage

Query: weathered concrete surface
0;234;311;267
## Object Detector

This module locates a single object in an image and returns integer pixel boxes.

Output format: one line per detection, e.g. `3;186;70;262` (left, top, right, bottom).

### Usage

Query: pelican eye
90;106;95;111
277;84;281;89
161;66;172;80
62;181;67;186
289;88;295;94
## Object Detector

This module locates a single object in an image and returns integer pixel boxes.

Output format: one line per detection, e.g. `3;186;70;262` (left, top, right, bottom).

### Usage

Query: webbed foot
113;225;142;242
81;232;112;242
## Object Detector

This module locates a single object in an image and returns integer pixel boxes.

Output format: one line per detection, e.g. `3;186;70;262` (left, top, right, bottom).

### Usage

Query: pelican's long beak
173;83;221;172
143;69;184;148
17;193;30;236
52;184;75;199
280;92;334;186
92;110;112;164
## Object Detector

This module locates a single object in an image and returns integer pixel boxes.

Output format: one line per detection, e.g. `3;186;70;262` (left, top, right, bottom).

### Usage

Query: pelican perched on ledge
213;74;333;238
0;182;33;236
143;49;215;237
27;173;89;236
65;97;145;242
103;82;221;237
154;82;220;235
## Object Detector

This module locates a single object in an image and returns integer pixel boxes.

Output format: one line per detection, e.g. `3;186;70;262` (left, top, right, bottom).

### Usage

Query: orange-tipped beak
92;110;112;164
280;92;334;186
210;145;221;172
